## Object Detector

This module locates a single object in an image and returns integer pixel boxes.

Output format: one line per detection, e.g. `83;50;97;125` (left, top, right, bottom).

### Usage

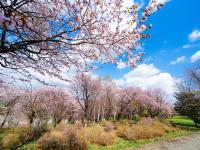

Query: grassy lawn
167;116;195;127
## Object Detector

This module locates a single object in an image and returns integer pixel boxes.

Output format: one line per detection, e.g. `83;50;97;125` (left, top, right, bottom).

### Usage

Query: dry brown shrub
117;119;176;140
81;126;116;146
2;133;20;149
37;126;88;150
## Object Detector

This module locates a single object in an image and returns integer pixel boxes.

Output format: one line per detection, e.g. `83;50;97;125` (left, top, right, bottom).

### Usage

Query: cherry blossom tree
135;89;173;118
19;86;76;126
71;73;101;122
96;77;118;120
20;86;41;125
0;0;163;82
0;75;174;127
151;89;173;118
115;87;142;119
65;101;78;124
40;88;75;127
70;74;173;121
0;82;20;127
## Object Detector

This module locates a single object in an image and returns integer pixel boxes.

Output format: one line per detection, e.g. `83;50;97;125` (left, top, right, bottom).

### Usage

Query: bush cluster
2;126;47;149
37;125;88;150
116;119;176;140
1;119;177;149
82;126;116;146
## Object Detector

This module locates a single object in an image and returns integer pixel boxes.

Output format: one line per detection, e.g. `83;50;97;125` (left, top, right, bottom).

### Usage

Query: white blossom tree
0;0;163;82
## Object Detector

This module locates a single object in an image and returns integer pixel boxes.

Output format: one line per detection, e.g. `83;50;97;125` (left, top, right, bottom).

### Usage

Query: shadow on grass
172;124;200;132
168;116;200;132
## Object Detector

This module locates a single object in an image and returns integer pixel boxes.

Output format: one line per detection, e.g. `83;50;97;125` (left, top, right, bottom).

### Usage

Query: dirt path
129;133;200;150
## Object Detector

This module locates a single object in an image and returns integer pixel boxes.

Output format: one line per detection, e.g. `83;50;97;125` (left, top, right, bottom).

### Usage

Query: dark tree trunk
194;119;200;128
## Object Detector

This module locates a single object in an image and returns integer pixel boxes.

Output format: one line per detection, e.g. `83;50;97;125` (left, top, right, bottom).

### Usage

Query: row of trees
0;73;173;127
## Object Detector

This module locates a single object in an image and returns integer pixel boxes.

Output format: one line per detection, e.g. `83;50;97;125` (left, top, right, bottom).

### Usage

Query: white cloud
182;43;200;49
170;56;186;64
84;71;98;80
24;68;74;88
191;50;200;63
155;0;171;5
0;65;78;89
114;64;177;101
6;66;99;90
182;44;193;49
117;61;127;69
189;29;200;42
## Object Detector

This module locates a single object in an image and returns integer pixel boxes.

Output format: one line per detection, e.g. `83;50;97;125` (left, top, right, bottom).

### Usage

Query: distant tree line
0;73;173;128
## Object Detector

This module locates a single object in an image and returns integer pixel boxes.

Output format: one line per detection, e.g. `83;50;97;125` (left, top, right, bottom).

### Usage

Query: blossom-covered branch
0;0;163;81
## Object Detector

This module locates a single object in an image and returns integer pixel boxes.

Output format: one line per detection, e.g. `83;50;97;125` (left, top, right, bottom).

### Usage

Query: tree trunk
97;102;100;122
0;115;8;128
194;120;200;128
0;110;11;128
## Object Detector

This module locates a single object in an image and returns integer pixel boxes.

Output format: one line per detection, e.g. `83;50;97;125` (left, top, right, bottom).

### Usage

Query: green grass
167;116;200;132
167;116;195;127
16;141;37;150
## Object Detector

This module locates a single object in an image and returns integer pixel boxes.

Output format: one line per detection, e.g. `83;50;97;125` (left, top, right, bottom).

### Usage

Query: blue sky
95;0;200;79
145;0;200;77
88;0;200;100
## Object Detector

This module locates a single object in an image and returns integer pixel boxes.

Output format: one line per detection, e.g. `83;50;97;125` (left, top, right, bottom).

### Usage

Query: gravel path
129;133;200;150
